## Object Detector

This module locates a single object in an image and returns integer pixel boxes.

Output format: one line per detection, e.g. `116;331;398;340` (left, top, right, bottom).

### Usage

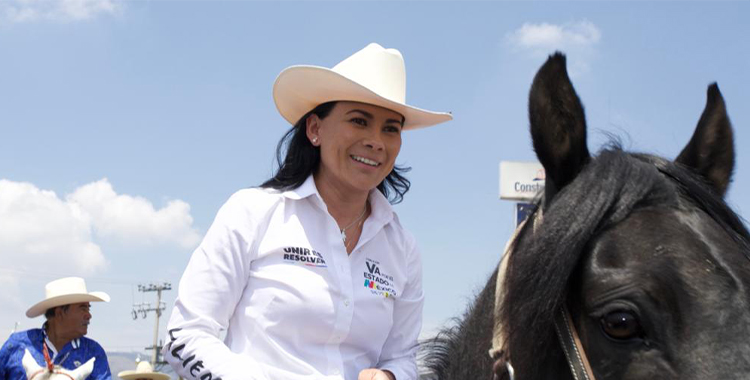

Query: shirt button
344;299;350;307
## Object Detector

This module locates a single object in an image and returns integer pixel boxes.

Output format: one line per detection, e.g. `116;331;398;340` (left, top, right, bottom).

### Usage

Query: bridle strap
30;342;76;380
553;307;596;380
29;368;75;380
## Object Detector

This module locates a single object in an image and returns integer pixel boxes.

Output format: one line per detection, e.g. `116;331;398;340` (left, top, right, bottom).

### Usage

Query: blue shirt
0;327;111;380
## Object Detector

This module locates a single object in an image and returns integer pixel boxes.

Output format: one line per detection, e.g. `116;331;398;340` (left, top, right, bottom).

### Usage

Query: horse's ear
22;349;42;377
70;357;96;380
675;83;734;196
529;52;591;201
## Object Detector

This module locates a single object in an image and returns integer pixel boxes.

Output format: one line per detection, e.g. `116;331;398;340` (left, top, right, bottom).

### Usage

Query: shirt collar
367;185;395;226
42;322;81;355
281;174;395;226
281;174;318;201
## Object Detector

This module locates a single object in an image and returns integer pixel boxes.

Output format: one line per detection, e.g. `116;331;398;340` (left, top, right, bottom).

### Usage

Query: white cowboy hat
273;42;453;131
26;277;110;318
118;361;170;380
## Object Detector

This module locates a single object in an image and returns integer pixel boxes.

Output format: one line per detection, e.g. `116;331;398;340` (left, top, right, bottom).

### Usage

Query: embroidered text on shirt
167;328;222;380
282;247;327;267
363;258;398;298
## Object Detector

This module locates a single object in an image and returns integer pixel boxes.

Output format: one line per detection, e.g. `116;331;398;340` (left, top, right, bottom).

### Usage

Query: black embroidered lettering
168;328;182;341
171;344;185;360
182;355;195;367
283;247;292;253
200;374;213;380
302;248;310;256
190;361;204;377
366;262;376;274
283;254;290;260
291;247;300;254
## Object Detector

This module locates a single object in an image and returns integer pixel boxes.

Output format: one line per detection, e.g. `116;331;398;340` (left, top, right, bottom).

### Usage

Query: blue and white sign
499;161;545;201
516;202;535;227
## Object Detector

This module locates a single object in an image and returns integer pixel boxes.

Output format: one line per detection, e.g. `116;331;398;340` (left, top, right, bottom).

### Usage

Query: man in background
0;277;112;379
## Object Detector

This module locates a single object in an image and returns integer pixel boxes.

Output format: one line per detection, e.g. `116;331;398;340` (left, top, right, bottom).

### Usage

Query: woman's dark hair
261;101;412;204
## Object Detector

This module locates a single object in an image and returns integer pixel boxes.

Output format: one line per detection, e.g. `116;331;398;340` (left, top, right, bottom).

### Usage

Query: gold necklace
340;203;368;244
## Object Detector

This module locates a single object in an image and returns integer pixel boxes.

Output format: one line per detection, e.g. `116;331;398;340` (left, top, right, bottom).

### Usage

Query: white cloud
0;179;105;276
507;20;601;51
0;0;121;24
0;273;25;321
0;179;200;281
505;20;602;77
67;179;202;249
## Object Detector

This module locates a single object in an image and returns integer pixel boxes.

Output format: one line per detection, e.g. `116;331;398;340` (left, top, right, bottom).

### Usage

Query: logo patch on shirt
363;258;397;298
283;247;327;267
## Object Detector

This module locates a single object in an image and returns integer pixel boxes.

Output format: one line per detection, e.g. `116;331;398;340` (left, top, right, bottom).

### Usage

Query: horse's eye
600;311;642;341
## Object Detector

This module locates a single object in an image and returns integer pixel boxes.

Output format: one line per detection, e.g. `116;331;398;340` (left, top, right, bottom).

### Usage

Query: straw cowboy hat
118;361;170;380
273;42;453;130
26;277;110;318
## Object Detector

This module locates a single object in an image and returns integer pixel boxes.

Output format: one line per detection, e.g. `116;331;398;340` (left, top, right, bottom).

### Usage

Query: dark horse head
423;53;750;379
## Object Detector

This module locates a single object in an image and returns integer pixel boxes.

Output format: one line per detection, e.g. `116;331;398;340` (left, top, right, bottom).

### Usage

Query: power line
0;267;171;286
132;282;172;370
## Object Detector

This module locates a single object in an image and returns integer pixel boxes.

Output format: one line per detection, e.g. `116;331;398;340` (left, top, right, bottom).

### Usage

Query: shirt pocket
361;257;401;300
246;245;337;341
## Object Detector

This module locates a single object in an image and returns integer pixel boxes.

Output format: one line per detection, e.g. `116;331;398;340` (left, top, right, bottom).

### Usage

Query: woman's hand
358;368;396;380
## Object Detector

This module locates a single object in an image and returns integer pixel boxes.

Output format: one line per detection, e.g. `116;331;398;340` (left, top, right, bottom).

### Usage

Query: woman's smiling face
307;101;404;197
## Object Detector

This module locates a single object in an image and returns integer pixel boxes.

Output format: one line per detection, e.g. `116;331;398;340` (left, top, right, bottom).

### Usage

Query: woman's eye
350;118;367;126
600;310;642;341
384;125;401;134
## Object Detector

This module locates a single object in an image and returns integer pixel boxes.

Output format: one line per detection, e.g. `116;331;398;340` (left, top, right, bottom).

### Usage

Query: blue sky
1;1;749;356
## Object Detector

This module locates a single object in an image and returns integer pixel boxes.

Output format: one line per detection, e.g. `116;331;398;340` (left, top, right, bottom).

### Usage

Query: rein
553;307;596;380
29;368;75;380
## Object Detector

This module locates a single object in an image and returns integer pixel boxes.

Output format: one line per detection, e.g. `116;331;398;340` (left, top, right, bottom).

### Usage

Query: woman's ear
306;114;321;146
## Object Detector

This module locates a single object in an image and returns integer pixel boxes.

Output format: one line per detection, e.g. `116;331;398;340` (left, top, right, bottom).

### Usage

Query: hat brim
273;65;452;131
118;370;170;380
26;292;110;318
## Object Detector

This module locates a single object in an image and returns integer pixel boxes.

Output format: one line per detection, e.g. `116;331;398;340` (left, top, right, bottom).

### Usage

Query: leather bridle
498;307;596;380
553;307;596;380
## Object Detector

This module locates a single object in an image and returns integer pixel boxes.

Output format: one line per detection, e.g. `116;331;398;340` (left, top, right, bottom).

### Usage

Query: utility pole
132;282;172;369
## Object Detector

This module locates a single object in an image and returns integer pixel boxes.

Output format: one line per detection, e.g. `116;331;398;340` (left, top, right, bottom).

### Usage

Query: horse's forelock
501;149;673;377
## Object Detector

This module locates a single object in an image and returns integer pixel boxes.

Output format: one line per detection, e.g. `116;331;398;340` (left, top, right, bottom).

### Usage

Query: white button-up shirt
164;175;423;380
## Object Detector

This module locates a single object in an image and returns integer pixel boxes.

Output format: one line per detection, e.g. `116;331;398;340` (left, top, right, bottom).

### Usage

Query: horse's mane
421;270;498;378
500;146;750;378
